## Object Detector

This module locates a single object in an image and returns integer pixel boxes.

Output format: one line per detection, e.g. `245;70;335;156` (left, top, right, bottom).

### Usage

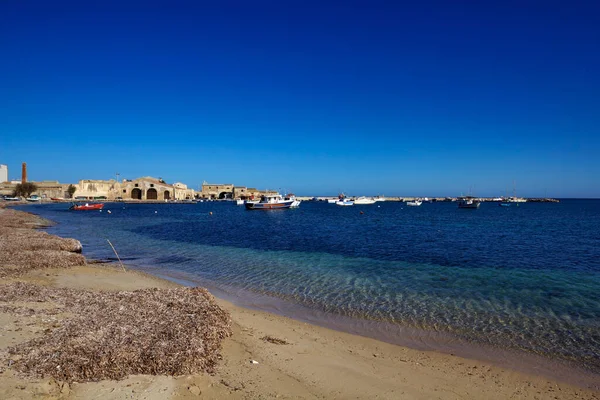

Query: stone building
75;179;120;199
201;182;234;199
73;177;195;201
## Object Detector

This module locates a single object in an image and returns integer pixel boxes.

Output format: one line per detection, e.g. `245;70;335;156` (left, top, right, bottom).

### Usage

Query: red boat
69;203;104;211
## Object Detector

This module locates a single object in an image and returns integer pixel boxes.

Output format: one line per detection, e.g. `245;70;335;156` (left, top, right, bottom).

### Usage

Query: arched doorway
219;191;232;199
163;190;171;200
147;188;158;200
131;188;142;200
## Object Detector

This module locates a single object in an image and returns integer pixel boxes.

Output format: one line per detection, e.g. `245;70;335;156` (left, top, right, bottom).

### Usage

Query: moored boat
406;200;422;206
354;196;376;205
26;195;41;202
69;203;104;211
457;196;480;209
236;199;245;205
245;193;295;210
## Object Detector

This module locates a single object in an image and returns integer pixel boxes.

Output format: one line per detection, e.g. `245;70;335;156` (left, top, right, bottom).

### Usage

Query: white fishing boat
245;193;296;210
3;196;20;201
236;199;245;205
373;195;387;202
285;193;301;208
406;200;422;206
354;196;376;205
26;195;41;202
336;199;354;206
327;198;337;204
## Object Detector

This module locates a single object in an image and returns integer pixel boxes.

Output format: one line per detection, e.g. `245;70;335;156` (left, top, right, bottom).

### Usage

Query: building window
150;184;154;188
123;189;126;193
135;183;139;187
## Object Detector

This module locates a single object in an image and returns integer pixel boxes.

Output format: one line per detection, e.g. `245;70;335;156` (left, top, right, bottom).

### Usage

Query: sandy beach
1;206;598;399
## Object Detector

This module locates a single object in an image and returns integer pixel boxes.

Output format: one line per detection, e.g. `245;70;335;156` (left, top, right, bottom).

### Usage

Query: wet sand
1;206;599;399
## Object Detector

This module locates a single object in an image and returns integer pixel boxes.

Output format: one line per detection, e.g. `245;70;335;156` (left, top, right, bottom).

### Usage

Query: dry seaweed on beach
0;250;86;278
0;209;85;277
0;208;51;228
1;282;232;383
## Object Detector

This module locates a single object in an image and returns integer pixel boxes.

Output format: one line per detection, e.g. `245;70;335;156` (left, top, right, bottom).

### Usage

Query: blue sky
1;1;598;197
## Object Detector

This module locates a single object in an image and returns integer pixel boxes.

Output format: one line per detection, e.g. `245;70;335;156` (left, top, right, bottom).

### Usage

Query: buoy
209;212;213;215
155;211;158;214
99;210;102;212
360;211;364;214
107;210;112;214
378;205;380;208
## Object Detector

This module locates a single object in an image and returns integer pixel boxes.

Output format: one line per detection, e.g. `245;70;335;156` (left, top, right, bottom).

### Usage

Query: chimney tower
21;162;27;184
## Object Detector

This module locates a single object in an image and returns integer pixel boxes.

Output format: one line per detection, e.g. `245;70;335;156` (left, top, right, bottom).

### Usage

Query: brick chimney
21;162;27;184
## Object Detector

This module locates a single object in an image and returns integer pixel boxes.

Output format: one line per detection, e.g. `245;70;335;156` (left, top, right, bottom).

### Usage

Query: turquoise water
20;200;600;375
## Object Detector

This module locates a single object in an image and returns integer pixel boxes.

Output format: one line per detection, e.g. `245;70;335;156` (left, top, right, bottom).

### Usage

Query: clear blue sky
1;1;598;197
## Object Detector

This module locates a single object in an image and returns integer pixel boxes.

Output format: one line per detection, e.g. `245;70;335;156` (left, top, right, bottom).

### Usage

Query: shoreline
1;205;599;398
132;264;600;389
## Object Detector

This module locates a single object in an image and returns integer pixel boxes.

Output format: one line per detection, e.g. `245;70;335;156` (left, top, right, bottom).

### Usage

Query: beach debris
0;209;85;278
250;360;259;365
260;335;290;345
0;282;232;382
106;239;127;272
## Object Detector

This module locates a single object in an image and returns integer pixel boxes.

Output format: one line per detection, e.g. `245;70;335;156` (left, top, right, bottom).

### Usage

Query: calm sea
19;200;600;379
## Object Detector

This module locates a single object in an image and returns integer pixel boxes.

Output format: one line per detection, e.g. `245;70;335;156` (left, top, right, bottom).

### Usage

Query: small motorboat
354;196;376;205
245;194;295;210
336;199;354;206
26;195;41;202
69;203;104;211
50;197;65;201
457;196;480;209
406;200;422;206
3;196;20;201
236;199;245;205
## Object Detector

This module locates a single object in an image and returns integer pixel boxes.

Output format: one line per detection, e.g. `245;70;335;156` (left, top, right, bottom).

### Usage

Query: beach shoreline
1;205;599;399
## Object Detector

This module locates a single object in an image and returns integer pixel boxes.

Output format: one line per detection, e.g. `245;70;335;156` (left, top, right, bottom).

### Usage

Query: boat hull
245;201;294;210
69;203;104;211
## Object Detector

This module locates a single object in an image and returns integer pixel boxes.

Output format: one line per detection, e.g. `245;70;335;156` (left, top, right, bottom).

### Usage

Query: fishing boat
457;196;480;209
236;199;245;205
69;203;104;211
336;199;354;206
406;200;422;206
50;197;65;201
3;196;20;201
327;199;337;204
284;193;302;208
245;193;295;210
373;195;387;202
26;195;41;202
354;196;376;205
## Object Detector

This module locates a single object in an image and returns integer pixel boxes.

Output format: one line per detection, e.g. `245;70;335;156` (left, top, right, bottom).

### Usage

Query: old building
201;182;234;199
72;177;195;201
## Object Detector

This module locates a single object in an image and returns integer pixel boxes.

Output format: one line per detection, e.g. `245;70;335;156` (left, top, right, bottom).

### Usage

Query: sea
18;199;600;385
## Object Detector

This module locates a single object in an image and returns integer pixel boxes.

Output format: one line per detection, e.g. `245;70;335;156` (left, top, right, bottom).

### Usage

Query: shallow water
20;200;600;375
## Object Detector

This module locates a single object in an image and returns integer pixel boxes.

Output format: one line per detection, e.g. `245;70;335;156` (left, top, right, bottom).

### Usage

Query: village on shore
0;163;559;203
